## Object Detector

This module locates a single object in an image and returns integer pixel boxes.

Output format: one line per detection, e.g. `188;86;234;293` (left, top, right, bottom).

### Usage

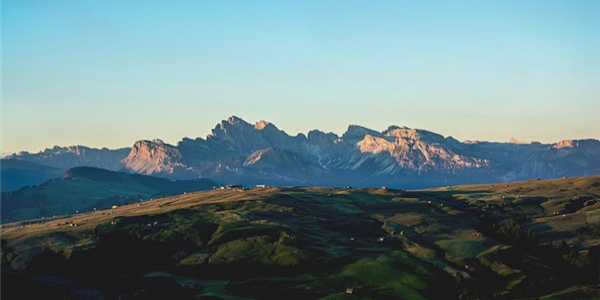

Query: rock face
121;139;194;179
354;127;488;173
6;116;600;188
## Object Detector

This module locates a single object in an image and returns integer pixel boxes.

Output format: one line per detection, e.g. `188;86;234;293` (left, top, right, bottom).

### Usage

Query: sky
2;0;599;155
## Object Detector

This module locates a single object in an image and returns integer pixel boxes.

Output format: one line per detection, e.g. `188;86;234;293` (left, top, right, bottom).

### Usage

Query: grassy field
2;176;599;299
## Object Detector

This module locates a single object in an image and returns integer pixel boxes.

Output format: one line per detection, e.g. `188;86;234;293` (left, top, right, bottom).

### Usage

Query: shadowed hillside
1;167;216;223
1;177;599;299
0;159;63;192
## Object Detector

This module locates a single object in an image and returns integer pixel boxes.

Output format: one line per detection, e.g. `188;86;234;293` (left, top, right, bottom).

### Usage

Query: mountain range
5;116;599;190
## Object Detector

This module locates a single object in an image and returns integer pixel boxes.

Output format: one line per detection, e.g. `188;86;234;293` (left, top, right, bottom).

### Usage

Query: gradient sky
2;0;599;155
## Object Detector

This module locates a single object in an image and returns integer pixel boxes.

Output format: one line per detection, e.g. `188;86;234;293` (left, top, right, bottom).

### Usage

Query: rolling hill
2;176;598;299
1;167;216;223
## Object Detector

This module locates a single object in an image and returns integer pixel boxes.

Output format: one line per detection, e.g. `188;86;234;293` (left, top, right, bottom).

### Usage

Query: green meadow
2;176;599;299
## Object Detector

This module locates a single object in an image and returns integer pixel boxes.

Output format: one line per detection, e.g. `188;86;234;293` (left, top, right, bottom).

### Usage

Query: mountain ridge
6;116;599;189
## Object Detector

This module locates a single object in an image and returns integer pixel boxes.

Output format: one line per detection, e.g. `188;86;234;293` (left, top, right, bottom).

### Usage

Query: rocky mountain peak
220;116;253;130
552;139;600;149
127;140;181;161
254;120;271;130
122;140;183;176
554;140;578;149
226;115;245;125
385;125;404;132
357;134;395;154
385;127;446;144
208;116;253;141
308;130;339;142
342;125;381;143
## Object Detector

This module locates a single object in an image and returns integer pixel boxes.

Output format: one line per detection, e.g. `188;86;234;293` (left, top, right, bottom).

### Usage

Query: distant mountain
122;116;599;187
6;145;130;171
0;159;63;192
121;139;195;179
1;167;216;223
4;146;131;191
6;116;600;189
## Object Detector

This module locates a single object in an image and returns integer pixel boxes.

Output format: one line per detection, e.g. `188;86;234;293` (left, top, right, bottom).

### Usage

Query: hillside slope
0;159;63;192
2;176;598;300
1;167;216;223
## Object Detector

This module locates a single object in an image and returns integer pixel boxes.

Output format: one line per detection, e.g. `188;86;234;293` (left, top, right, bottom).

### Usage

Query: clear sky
2;0;599;155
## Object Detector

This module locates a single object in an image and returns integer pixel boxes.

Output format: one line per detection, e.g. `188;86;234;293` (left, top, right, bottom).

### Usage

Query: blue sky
2;0;599;154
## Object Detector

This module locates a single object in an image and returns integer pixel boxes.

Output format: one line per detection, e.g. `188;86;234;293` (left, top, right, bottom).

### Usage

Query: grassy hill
1;176;599;300
1;167;216;223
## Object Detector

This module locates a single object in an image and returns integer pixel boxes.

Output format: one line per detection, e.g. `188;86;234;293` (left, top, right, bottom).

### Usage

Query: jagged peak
342;125;381;141
133;140;153;147
383;126;415;134
212;116;249;130
226;115;247;125
553;139;595;149
45;145;88;153
14;145;97;156
357;134;395;154
384;127;417;138
255;120;271;130
308;129;339;139
554;141;571;149
384;127;446;143
207;116;252;139
131;139;177;150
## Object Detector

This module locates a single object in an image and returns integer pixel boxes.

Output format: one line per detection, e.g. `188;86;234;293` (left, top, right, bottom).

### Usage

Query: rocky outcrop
355;128;488;172
553;139;599;150
121;140;194;179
